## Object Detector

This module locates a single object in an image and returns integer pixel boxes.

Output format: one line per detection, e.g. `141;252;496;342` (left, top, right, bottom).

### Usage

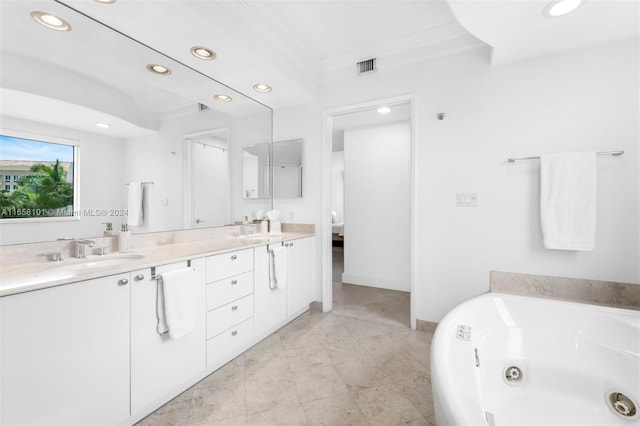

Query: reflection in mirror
0;132;78;221
184;129;230;228
243;143;271;199
273;139;303;198
0;0;272;245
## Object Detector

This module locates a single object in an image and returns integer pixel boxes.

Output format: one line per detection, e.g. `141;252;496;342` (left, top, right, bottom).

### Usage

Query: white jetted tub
431;293;640;425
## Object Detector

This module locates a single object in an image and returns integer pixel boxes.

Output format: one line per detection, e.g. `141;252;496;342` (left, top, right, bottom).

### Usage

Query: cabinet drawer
206;317;254;369
206;249;253;283
206;271;253;311
207;294;254;339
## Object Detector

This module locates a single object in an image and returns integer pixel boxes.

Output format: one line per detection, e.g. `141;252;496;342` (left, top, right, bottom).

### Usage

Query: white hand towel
269;245;287;289
540;152;597;251
161;267;197;340
127;181;143;226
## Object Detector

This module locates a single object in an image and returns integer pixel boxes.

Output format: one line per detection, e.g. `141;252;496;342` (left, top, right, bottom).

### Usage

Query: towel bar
508;150;624;163
151;259;192;280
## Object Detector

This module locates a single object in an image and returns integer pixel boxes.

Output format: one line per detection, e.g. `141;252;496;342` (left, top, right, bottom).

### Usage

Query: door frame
321;94;417;329
182;128;230;229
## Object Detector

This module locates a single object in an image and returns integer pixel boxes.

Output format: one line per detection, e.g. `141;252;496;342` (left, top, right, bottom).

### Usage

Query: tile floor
138;247;435;426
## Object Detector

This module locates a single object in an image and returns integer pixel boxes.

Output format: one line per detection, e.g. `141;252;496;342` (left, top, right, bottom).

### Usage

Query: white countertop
0;232;313;297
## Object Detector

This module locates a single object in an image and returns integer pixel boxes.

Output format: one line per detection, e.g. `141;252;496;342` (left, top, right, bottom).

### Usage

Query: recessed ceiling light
214;94;232;102
31;11;71;31
94;0;116;3
253;84;272;93
543;0;583;17
190;46;217;60
95;123;111;129
377;107;391;114
146;64;172;75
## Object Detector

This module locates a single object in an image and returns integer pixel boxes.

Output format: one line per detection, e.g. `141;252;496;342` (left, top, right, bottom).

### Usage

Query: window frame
0;128;80;224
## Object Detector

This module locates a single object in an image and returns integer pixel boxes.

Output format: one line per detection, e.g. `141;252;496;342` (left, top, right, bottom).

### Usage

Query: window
0;133;78;221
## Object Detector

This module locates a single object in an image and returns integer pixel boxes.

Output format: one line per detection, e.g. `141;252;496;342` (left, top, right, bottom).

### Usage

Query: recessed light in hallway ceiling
252;84;272;93
190;46;217;60
377;107;391;114
95;123;111;129
94;0;117;4
31;11;71;31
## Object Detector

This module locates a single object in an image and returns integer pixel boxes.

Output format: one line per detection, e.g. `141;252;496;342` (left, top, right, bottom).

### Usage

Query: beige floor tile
245;371;301;414
323;338;373;366
396;375;434;418
334;357;392;390
137;408;188;426
246;403;308;426
343;317;396;339
292;365;350;402
190;381;246;421
244;349;289;381
351;383;423;425
198;356;246;388
302;393;368;426
245;333;285;356
380;351;429;382
284;344;333;372
140;275;435;426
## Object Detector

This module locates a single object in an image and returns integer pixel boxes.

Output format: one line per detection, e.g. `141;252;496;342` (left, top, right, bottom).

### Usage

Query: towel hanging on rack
540;152;597;251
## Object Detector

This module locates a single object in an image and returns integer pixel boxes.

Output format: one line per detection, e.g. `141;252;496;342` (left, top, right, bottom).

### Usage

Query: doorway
322;95;417;329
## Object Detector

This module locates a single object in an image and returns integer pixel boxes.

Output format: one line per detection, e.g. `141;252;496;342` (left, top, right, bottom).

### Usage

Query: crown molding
321;23;487;83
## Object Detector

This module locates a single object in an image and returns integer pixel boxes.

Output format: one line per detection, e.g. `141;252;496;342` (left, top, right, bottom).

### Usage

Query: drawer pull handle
231;279;238;285
231;305;238;311
231;330;238;336
231;255;237;260
134;274;144;281
118;278;129;286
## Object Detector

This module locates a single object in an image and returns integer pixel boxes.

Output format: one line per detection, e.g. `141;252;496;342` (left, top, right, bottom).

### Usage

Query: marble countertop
0;232;313;297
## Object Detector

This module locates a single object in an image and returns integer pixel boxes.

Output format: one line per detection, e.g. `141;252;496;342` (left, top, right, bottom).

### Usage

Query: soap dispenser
102;222;115;237
118;223;131;253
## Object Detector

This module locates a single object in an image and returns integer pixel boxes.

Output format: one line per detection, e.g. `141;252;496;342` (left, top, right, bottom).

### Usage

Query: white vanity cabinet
254;244;287;336
130;259;206;416
0;273;131;425
285;236;315;317
205;248;255;368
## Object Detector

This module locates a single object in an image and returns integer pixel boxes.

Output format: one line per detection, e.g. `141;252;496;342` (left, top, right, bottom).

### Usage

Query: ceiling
3;0;639;114
449;0;640;64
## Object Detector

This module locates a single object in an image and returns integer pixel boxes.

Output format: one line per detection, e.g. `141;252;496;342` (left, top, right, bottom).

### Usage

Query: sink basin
53;254;145;271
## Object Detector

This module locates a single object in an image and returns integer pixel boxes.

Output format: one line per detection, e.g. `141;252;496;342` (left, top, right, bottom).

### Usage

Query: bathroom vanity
0;227;316;425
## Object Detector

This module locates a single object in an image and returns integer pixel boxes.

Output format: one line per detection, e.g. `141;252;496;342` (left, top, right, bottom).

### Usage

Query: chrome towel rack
151;259;192;281
508;150;624;163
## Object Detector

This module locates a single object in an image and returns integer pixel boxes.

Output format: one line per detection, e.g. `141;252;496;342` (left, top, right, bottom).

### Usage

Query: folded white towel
540;152;597;251
268;244;287;289
127;181;143;226
161;267;197;340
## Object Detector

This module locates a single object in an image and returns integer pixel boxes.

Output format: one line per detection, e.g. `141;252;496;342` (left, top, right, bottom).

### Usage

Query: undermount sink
53;254;145;271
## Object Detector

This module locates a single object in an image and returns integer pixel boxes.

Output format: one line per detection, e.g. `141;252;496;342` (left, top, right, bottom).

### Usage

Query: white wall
0;116;126;244
273;37;640;322
343;121;411;291
331;151;344;222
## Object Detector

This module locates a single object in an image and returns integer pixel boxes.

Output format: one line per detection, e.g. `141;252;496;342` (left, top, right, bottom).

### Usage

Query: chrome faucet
75;239;95;258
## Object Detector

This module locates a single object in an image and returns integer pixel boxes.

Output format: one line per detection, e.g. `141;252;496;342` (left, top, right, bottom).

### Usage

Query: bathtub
430;293;640;425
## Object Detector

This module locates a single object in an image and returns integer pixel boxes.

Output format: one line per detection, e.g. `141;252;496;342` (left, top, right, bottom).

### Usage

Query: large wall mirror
0;0;272;245
242;143;271;199
273;139;303;198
